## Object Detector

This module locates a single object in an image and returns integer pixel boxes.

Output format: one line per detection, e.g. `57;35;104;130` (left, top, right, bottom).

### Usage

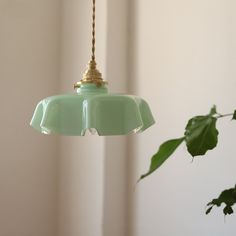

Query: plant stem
215;113;233;119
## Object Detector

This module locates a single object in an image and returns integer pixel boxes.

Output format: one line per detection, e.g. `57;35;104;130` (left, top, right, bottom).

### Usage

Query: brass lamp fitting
74;60;107;89
74;0;107;89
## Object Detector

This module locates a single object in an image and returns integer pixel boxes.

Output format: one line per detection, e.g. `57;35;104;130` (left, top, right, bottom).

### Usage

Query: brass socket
74;60;107;89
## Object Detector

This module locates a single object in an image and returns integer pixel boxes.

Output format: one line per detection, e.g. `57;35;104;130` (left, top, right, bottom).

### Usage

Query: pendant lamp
30;0;155;136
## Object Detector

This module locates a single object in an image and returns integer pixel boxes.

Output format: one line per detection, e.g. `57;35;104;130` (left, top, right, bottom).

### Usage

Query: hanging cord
91;0;96;61
74;0;107;88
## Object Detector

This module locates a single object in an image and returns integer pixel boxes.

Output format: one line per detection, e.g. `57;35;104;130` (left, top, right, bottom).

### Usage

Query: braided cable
91;0;96;61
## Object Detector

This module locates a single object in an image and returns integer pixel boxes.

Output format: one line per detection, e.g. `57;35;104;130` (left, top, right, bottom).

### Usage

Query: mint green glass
30;84;155;136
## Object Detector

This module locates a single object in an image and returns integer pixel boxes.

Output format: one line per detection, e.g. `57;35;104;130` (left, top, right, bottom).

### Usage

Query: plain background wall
0;0;60;236
58;1;130;235
1;0;236;236
130;0;236;235
103;0;130;235
58;0;107;236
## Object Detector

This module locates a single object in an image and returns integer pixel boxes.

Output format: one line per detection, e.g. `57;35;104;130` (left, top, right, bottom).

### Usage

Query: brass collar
74;60;107;89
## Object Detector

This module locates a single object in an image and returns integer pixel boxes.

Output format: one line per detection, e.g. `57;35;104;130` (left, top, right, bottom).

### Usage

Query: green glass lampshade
30;1;155;136
30;83;155;136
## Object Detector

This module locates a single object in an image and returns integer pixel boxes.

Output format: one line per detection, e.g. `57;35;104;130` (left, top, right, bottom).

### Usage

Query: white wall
58;0;107;236
0;0;60;235
103;0;130;236
130;0;236;235
1;0;236;236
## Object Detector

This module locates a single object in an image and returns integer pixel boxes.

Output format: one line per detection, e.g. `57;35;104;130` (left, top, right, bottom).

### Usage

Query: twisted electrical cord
92;0;96;61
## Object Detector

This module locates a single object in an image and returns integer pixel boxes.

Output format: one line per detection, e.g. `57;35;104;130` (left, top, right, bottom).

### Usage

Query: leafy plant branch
140;106;236;215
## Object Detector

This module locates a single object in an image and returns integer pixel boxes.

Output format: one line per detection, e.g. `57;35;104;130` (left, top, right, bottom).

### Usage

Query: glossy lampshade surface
30;0;155;136
30;84;155;136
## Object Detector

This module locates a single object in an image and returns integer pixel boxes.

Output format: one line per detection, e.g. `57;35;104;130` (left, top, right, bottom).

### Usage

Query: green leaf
139;137;184;180
223;206;234;215
209;105;217;116
206;185;236;216
206;206;213;215
232;110;236;120
184;115;218;157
